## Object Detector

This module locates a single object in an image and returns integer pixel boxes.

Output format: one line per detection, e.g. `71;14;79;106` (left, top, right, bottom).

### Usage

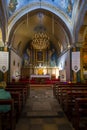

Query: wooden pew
10;92;21;112
53;82;87;129
7;82;30;98
53;83;71;100
59;87;87;107
53;83;87;107
9;91;22;121
53;83;87;104
53;83;59;98
7;81;29;87
0;99;16;130
64;91;87;115
73;98;87;130
57;85;71;103
7;85;27;103
6;87;25;107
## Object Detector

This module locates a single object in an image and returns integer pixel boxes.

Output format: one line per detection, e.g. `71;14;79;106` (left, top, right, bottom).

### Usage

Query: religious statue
49;48;57;67
23;48;31;66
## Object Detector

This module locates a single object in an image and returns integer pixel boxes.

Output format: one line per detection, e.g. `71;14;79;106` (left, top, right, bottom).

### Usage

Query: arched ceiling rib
8;9;72;56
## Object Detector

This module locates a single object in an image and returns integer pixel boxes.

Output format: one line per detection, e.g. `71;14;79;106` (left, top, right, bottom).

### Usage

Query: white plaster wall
57;50;70;82
10;50;22;82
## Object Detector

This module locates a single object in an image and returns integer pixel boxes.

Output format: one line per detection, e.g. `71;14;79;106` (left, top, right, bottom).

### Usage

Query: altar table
30;74;51;80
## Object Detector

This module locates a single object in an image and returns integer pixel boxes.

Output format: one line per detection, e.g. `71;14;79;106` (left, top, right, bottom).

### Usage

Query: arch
8;1;74;43
8;9;73;56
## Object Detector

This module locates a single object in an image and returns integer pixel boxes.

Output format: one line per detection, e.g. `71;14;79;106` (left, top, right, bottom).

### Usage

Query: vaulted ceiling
8;9;72;56
1;0;87;57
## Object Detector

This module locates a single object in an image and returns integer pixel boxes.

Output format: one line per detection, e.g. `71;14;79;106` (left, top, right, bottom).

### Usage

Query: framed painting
36;51;43;62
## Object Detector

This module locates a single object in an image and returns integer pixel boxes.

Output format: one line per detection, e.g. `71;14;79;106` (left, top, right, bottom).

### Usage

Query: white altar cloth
30;74;51;80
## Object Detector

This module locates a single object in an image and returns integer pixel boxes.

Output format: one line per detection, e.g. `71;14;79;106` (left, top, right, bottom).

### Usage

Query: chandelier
32;31;49;50
32;12;49;50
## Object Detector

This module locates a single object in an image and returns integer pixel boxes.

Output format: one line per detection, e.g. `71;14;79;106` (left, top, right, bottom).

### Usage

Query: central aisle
15;85;75;130
22;86;61;117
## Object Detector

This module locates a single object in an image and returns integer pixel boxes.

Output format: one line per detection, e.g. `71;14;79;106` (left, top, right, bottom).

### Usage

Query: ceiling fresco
7;0;75;18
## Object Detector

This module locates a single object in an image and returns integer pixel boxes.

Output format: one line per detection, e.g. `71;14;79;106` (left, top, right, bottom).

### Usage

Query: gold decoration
32;32;49;50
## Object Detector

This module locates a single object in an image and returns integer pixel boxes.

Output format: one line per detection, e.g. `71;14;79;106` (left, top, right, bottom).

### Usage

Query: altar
30;74;51;80
30;74;51;84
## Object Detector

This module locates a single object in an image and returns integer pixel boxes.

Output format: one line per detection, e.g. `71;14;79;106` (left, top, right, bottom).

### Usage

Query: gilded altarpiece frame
34;50;45;66
36;51;43;62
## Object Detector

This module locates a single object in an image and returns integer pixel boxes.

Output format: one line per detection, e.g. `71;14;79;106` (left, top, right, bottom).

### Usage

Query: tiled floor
15;86;75;130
